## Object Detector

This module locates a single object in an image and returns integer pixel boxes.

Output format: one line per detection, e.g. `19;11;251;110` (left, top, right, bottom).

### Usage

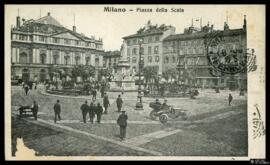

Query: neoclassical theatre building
11;12;104;82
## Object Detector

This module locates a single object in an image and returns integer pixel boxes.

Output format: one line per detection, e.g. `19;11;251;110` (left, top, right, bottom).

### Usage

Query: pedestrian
103;93;110;114
96;82;100;91
31;100;40;120
92;89;97;100
117;111;128;141
228;93;233;106
53;100;61;123
80;100;89;123
89;102;95;123
24;83;29;96
116;94;123;112
100;85;105;98
95;103;103;123
29;82;33;90
34;82;37;90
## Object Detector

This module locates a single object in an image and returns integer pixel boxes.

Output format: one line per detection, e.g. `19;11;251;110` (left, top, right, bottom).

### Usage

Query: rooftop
13;12;102;43
164;28;245;41
123;20;174;39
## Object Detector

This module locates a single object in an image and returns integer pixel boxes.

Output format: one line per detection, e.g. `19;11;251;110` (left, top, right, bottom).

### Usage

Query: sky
5;5;265;51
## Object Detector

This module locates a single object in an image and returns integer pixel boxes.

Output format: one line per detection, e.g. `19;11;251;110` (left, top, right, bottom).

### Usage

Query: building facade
103;50;121;71
122;21;175;74
163;17;247;89
11;12;104;83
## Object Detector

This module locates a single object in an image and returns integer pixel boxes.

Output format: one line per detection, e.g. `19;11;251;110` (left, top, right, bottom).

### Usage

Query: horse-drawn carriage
149;102;188;124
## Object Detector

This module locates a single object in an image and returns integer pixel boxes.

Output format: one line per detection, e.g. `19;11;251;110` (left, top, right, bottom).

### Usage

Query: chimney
73;26;76;32
243;15;247;30
16;9;21;28
47;12;51;16
16;16;21;28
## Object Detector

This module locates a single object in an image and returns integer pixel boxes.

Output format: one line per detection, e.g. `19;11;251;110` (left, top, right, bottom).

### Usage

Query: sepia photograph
4;4;266;160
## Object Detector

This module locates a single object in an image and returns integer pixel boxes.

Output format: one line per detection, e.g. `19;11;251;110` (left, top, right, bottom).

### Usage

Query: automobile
149;102;188;124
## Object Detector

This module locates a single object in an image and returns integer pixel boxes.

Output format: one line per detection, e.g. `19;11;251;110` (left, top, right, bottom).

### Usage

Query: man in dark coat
89;102;96;123
117;111;128;141
80;100;89;123
92;89;97;100
100;84;105;98
31;100;39;120
95;103;103;123
116;95;123;112
24;84;29;96
53;100;61;123
228;93;233;106
103;93;110;114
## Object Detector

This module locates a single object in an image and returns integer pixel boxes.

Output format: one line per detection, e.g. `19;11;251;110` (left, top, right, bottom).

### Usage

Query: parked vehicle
149;102;188;124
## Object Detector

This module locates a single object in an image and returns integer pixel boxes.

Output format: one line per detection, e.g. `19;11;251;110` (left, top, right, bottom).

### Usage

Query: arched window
19;53;27;64
40;54;46;64
164;57;169;64
85;57;90;65
172;56;176;63
75;56;81;65
64;56;70;65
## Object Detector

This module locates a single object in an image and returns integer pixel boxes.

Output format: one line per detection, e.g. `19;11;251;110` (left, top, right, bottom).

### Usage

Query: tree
48;66;60;81
162;68;179;82
71;65;95;82
100;68;112;78
142;66;159;88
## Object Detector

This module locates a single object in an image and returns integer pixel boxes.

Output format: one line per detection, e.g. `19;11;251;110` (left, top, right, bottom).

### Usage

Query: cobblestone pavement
12;116;156;156
11;86;248;156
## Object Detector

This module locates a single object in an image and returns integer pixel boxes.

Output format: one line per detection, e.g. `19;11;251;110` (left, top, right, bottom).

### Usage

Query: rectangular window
155;56;159;62
39;36;44;42
133;39;137;45
133;48;137;55
64;39;71;45
132;57;137;63
148;36;152;43
127;48;130;56
148;56;152;63
52;38;59;43
127;57;130;61
127;40;130;45
154;46;159;54
75;40;79;45
140;47;144;55
155;36;160;42
180;41;184;46
148;46;152;54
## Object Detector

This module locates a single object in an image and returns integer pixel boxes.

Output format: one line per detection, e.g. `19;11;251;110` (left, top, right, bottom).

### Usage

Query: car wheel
159;114;168;124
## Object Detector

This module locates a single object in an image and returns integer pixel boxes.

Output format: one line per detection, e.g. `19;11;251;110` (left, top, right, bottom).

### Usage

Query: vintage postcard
4;4;266;160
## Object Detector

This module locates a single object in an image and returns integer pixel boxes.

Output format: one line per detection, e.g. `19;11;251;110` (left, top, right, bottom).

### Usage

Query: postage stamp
4;4;266;160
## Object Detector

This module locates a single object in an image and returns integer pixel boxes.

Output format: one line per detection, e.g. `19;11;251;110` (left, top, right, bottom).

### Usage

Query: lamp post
135;37;144;110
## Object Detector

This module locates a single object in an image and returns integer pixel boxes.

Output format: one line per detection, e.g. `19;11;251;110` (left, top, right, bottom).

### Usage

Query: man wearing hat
116;94;123;112
103;93;110;114
117;110;128;141
80;100;89;123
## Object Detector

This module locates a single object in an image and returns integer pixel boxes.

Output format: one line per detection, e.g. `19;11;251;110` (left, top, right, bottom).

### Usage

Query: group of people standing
51;93;128;140
22;82;38;95
80;100;103;124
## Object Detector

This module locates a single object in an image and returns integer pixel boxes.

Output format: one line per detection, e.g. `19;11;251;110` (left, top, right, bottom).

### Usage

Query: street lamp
135;37;144;110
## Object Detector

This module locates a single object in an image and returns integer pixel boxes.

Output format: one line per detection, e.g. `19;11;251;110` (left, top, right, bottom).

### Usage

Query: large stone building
122;21;175;74
163;16;247;89
103;50;121;71
11;12;104;82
